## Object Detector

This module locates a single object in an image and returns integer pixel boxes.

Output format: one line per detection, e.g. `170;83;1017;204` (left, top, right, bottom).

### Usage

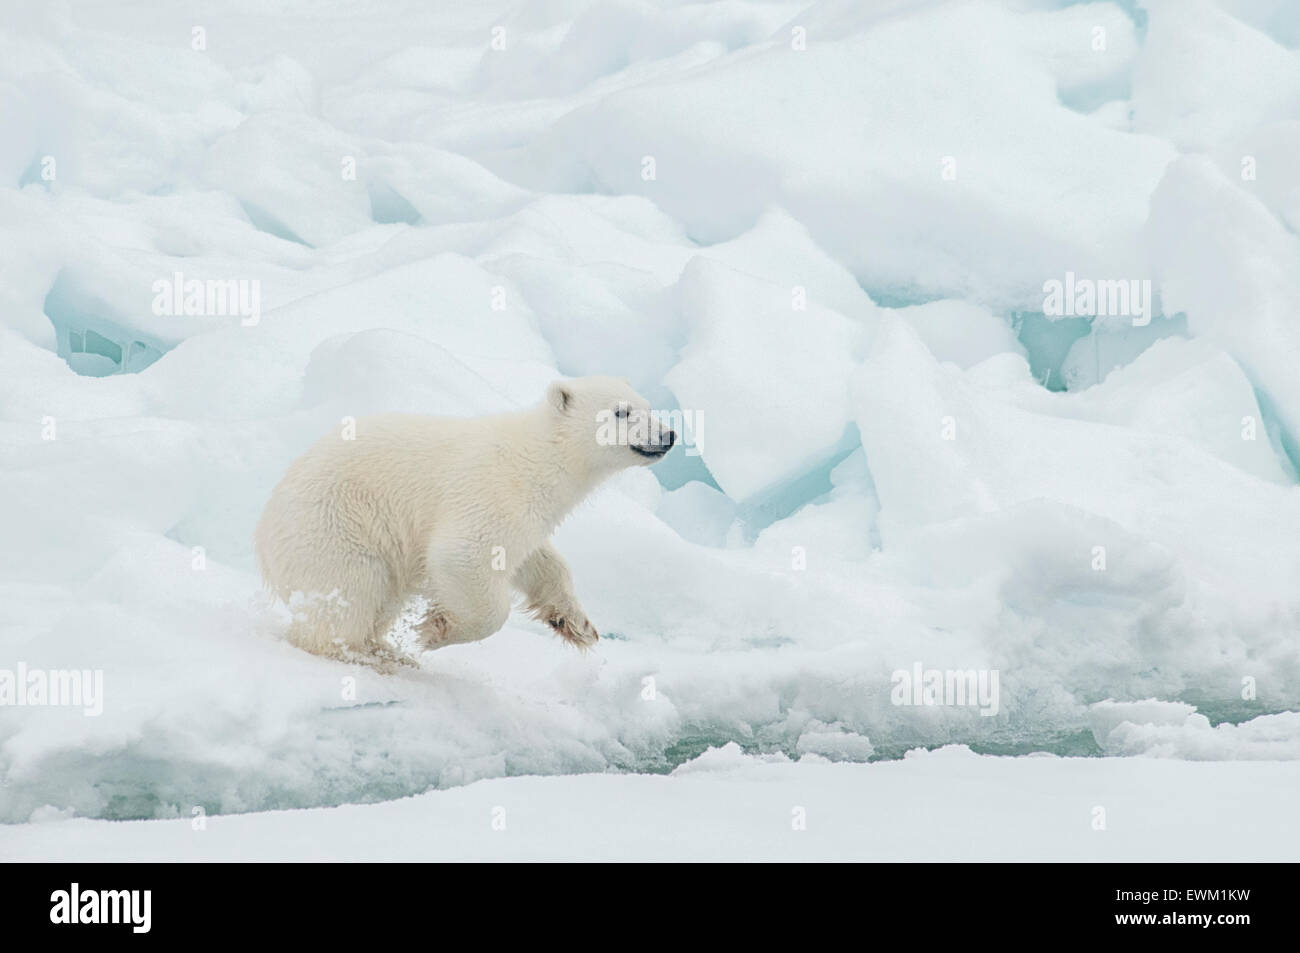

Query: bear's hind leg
413;546;512;652
363;586;420;670
412;589;508;651
412;608;451;651
283;555;392;662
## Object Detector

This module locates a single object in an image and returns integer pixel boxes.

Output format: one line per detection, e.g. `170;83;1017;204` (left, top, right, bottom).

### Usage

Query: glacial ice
1;0;1298;833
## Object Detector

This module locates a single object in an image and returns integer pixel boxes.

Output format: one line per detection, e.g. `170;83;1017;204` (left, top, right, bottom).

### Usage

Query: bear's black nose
661;429;677;449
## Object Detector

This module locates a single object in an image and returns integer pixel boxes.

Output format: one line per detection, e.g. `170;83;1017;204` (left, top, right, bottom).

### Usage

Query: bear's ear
547;381;573;414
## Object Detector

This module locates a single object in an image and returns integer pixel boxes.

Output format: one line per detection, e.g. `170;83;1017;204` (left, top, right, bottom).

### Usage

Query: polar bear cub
255;376;675;664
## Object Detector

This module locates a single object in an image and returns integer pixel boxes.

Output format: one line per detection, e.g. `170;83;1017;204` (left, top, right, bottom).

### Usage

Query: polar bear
255;376;675;665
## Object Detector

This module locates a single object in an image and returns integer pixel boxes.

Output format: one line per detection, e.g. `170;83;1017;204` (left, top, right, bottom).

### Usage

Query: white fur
254;376;673;664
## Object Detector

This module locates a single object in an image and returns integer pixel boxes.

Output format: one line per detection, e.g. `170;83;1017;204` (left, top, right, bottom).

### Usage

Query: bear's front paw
546;612;599;650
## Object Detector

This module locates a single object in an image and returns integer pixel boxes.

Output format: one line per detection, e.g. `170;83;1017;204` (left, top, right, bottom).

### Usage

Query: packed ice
1;0;1298;841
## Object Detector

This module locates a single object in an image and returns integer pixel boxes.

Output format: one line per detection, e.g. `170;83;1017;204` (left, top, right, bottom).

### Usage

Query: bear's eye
614;405;629;419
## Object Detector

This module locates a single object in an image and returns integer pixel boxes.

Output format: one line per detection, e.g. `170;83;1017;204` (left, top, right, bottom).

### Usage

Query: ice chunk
852;314;1300;615
1101;712;1300;760
795;722;875;761
698;208;879;324
1133;0;1300;151
1055;337;1291;483
202;112;373;247
1144;155;1300;473
894;299;1024;369
300;329;532;418
519;1;1173;308
362;143;534;226
1058;314;1187;392
665;257;867;500
655;480;738;548
1088;698;1200;744
258;253;556;371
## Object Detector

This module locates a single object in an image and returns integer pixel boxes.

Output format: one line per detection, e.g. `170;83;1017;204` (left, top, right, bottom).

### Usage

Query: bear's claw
547;614;599;650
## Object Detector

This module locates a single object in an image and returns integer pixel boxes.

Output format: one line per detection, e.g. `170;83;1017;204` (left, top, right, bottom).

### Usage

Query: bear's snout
629;422;676;459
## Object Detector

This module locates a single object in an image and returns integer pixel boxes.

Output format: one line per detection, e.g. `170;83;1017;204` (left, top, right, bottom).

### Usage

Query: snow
1133;0;1300;152
1;0;1298;858
3;745;1297;861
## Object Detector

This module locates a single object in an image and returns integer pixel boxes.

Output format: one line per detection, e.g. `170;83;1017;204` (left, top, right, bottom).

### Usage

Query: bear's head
545;376;676;473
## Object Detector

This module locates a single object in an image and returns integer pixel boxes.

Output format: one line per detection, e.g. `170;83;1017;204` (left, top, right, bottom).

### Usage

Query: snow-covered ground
5;745;1299;862
2;0;1299;860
